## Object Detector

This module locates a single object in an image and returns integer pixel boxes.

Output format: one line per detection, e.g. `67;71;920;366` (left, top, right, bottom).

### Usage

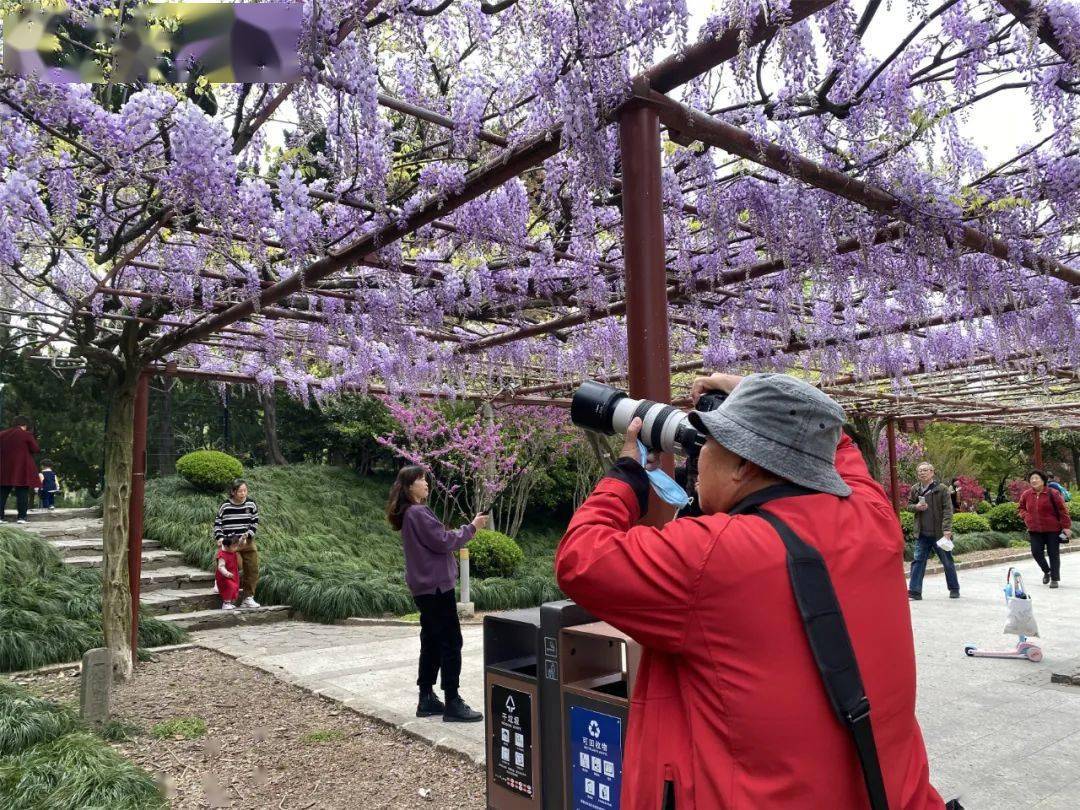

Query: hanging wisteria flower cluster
0;0;1076;416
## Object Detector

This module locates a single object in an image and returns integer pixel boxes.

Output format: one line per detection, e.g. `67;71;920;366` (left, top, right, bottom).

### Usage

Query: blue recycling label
568;706;623;810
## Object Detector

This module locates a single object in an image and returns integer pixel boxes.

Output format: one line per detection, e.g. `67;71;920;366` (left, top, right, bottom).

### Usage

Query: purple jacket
401;504;476;596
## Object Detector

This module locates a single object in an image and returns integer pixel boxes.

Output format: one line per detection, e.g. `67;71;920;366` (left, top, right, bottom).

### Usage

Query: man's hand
690;373;744;405
619;417;643;461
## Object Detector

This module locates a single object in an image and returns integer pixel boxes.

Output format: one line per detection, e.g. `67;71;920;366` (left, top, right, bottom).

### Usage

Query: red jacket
556;435;942;810
1018;488;1071;533
0;428;39;488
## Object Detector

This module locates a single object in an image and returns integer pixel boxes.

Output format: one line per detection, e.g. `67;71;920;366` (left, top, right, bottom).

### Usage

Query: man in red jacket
0;416;40;524
556;373;943;809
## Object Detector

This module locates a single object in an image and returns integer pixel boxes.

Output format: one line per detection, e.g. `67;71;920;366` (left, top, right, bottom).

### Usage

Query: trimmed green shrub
175;450;243;493
0;527;185;673
1068;500;1079;523
974;500;992;514
469;530;525;579
898;510;915;540
0;681;164;809
987;502;1025;533
951;513;991;535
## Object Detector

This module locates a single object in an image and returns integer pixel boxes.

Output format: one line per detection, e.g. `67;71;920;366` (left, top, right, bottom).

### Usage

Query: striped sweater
213;499;260;541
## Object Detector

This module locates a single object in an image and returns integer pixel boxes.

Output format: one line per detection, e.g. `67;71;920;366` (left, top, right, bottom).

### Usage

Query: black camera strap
733;489;888;810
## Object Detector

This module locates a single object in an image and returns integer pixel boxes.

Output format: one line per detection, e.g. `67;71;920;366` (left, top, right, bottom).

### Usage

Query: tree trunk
158;376;176;476
1072;446;1080;489
260;389;287;465
101;369;139;680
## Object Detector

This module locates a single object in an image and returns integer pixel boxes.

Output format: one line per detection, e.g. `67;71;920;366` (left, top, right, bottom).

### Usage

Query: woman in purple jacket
387;465;488;723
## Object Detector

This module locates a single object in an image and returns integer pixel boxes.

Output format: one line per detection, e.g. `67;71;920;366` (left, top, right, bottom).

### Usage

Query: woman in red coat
0;415;40;524
1019;470;1073;588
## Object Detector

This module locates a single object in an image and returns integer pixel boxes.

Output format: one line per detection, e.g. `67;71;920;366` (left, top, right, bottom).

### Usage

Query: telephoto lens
570;381;726;455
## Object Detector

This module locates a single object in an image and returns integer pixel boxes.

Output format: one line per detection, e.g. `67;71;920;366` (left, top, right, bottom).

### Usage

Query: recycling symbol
588;720;601;739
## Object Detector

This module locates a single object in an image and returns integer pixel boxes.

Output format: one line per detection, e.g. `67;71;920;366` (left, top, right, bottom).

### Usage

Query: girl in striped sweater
213;479;261;608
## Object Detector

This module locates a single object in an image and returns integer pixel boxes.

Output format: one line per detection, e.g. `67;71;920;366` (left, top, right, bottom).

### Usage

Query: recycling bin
485;608;543;809
559;622;642;810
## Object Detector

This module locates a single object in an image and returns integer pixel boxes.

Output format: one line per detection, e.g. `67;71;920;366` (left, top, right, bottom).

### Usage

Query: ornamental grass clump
0;681;164;809
0;527;185;673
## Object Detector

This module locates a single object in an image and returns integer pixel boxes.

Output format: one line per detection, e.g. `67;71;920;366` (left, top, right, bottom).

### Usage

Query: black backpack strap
755;509;890;810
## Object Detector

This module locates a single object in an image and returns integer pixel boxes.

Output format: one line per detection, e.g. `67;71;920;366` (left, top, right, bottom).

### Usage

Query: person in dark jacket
387;465;487;723
907;462;959;600
1019;470;1073;588
0;416;40;524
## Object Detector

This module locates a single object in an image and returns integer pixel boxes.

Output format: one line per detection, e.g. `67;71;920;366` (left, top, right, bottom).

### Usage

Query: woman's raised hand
472;514;489;530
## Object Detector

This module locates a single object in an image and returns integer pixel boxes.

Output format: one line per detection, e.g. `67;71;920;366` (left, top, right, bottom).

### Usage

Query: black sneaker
416;691;445;718
1043;573;1051;584
949;591;960;599
1050;580;1060;589
908;592;922;601
443;697;483;723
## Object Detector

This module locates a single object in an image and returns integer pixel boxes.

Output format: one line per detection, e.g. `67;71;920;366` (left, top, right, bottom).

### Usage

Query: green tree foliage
175;450;243;493
320;396;395;473
0;354;108;496
921;424;1026;486
469;530;525;579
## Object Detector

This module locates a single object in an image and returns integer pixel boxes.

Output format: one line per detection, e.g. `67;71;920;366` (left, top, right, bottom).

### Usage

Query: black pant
1030;531;1062;581
0;487;30;521
414;588;462;697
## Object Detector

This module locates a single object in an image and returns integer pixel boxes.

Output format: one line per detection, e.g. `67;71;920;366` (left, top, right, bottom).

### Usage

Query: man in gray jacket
908;462;959;600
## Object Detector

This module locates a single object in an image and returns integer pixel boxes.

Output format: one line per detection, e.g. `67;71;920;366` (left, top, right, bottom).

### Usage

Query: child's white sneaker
16;519;27;525
240;597;260;608
221;602;236;610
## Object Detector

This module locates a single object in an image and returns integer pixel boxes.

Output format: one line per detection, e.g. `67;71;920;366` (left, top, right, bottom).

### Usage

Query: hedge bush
175;450;243;493
974;500;992;514
951;512;991;535
1069;500;1080;523
987;502;1025;533
469;530;525;579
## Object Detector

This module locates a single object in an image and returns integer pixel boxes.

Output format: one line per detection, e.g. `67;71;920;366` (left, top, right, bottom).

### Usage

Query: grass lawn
144;464;566;620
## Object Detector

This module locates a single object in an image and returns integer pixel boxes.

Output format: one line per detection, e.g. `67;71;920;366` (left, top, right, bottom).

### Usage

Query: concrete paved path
193;559;1080;808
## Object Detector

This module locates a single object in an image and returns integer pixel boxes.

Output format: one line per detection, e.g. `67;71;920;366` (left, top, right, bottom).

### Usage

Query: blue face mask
636;440;691;511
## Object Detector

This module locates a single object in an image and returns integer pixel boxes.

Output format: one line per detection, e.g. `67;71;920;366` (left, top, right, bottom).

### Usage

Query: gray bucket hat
688;373;852;497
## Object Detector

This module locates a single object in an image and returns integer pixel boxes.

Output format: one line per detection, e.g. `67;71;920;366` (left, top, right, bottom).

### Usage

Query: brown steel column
619;92;674;526
1033;427;1043;469
886;418;901;514
128;371;149;668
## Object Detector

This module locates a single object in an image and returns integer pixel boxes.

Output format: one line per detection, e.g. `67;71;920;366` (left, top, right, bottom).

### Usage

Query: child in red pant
216;536;240;609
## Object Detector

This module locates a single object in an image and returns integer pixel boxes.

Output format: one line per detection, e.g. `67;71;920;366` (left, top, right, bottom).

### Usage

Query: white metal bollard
458;547;475;618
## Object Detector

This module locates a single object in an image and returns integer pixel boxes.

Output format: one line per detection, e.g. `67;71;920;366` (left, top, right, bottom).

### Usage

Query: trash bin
559;622;641;810
485;608;543;809
539;600;594;809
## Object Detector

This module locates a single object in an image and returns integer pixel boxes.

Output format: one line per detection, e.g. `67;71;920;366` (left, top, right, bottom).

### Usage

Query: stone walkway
193;560;1080;808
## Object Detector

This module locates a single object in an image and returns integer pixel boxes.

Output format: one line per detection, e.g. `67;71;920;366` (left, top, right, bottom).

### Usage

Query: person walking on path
1019;470;1072;588
908;462;959;600
555;373;943;810
38;460;60;510
213;479;261;608
387;465;487;724
0;416;39;524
